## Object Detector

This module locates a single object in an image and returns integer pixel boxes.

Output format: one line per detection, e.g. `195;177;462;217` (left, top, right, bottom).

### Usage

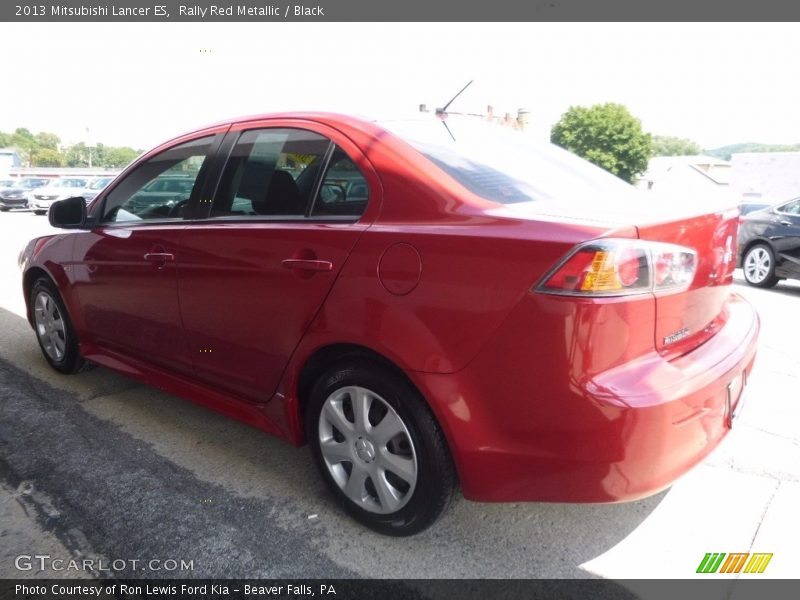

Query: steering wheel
167;198;191;218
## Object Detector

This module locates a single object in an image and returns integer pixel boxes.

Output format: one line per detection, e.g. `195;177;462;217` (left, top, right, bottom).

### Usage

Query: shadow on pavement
0;305;666;580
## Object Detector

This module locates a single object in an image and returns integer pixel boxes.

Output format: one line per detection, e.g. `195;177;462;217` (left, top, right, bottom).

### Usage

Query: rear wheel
743;244;779;288
30;278;84;374
307;359;456;536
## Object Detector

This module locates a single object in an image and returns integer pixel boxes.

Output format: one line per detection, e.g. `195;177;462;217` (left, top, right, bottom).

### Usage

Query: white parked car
79;176;116;205
28;177;91;215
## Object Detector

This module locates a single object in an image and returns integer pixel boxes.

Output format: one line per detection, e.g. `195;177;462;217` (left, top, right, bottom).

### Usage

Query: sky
2;22;799;151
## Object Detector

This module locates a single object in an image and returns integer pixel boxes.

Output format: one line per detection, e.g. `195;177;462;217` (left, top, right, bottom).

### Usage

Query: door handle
144;252;175;269
779;220;792;226
144;252;175;262
281;258;333;272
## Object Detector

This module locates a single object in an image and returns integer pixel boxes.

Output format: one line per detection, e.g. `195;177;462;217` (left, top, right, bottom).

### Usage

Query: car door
771;198;800;276
72;132;224;374
177;121;380;403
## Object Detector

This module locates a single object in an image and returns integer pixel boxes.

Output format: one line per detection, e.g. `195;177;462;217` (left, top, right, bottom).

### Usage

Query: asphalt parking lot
0;208;798;581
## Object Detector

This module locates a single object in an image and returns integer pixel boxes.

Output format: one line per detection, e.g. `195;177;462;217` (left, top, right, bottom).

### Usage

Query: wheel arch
741;237;777;265
292;342;458;469
297;343;413;421
296;341;460;533
23;266;54;326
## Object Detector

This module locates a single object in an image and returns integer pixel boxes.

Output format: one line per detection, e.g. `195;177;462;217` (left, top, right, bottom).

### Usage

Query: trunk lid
638;208;739;356
492;194;740;357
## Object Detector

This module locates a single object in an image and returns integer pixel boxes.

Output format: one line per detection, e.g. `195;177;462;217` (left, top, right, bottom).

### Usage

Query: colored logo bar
697;552;773;573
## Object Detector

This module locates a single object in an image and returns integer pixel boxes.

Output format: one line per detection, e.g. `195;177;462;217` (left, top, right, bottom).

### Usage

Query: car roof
162;112;385;148
200;111;377;129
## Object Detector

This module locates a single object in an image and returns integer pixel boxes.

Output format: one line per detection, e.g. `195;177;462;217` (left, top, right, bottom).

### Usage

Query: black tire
0;207;8;212
33;210;46;216
29;278;84;374
742;244;779;288
306;359;457;536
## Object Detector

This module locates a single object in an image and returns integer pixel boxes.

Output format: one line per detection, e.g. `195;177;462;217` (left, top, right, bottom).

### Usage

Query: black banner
3;580;800;600
3;0;800;22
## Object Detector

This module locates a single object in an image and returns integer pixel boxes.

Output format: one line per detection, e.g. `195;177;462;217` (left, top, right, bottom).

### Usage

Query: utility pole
86;127;95;168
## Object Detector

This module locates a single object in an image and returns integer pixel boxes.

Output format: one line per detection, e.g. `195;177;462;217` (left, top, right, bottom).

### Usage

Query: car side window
102;136;214;223
210;128;331;219
310;147;369;218
778;199;800;216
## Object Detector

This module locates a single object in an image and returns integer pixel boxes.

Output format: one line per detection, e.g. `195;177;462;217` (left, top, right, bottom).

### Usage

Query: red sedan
19;113;759;535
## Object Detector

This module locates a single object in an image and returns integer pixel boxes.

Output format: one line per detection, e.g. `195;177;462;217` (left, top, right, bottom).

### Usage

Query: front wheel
743;244;779;288
307;360;457;536
33;210;46;216
30;278;84;374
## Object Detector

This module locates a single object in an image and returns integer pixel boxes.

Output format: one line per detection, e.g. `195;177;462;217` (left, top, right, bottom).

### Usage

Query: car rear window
381;116;634;205
49;178;87;188
20;179;47;187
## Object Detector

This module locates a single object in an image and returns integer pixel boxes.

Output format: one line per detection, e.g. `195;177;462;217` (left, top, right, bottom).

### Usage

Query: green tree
11;127;34;143
32;148;65;167
0;131;11;148
11;128;36;166
91;143;108;167
652;135;701;156
64;142;90;167
104;146;139;168
35;131;60;151
551;103;652;183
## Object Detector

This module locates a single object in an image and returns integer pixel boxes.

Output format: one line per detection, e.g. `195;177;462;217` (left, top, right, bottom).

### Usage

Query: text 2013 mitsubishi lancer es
19;113;759;535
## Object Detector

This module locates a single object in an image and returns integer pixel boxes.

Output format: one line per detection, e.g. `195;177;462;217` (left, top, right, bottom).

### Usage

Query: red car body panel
178;222;367;402
20;112;760;504
412;292;757;502
73;225;193;374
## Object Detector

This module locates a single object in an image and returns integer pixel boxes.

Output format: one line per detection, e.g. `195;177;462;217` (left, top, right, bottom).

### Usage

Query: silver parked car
79;176;116;205
28;177;91;215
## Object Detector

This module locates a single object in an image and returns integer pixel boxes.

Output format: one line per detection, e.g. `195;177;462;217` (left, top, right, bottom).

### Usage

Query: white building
0;149;22;175
635;155;736;209
729;152;800;205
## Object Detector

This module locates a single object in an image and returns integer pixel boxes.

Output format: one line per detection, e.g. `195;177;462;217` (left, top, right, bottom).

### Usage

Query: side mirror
49;196;87;229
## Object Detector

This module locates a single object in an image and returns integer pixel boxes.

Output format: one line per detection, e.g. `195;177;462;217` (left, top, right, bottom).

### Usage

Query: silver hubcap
33;291;67;362
744;247;771;283
318;385;417;514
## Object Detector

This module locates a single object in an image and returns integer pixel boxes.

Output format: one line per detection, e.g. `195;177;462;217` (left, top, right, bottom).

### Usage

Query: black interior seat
254;170;304;215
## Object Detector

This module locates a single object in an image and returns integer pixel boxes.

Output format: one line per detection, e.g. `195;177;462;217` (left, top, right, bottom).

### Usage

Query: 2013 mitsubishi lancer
19;112;758;535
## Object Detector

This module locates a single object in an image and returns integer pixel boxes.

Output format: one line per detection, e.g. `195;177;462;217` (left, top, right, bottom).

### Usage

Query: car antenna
435;80;474;141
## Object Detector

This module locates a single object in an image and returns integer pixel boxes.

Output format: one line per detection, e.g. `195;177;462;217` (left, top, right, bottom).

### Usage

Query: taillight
537;238;697;297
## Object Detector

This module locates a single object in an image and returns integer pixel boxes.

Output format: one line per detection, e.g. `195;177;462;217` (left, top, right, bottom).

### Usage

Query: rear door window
206;128;370;221
209;128;330;219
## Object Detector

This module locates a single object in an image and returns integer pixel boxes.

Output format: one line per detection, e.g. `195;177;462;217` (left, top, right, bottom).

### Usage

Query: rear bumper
413;292;759;503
